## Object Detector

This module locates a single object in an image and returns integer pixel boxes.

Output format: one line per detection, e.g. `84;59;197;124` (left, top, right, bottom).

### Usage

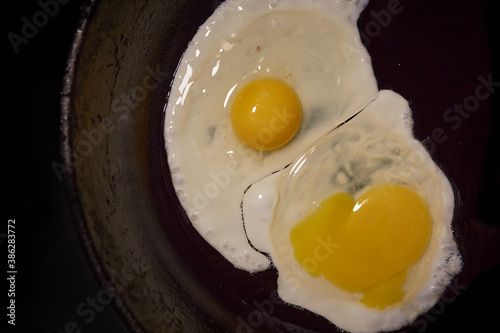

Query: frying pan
61;0;500;332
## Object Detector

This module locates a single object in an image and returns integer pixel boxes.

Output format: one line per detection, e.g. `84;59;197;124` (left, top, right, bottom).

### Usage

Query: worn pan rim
59;0;145;332
58;1;500;332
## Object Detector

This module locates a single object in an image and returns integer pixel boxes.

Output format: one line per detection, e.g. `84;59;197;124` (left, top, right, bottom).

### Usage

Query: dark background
4;0;128;332
3;0;500;333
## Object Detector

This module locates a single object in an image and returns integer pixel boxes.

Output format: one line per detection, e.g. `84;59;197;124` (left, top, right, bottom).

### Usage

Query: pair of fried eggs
163;0;462;332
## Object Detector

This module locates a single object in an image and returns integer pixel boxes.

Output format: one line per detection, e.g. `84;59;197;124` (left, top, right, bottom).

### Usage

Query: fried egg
164;0;462;331
243;90;462;332
164;0;378;272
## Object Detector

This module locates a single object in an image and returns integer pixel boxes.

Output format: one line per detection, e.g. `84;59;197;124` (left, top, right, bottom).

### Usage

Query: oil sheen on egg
243;90;462;333
164;0;378;272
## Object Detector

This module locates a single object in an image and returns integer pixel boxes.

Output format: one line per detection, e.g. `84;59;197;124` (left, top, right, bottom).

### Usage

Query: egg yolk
230;78;302;151
290;184;432;309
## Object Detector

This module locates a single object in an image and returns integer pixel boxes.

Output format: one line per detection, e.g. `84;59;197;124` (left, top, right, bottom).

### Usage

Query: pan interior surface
61;0;500;332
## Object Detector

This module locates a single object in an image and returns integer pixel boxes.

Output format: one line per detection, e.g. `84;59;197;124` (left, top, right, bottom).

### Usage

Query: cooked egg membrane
164;0;378;272
243;90;462;333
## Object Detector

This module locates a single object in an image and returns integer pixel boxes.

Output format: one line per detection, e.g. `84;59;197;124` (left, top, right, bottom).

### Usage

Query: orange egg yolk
230;78;302;151
290;184;432;309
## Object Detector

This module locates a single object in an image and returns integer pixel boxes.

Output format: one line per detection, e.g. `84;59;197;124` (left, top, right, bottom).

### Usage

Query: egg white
165;0;462;331
164;0;378;272
243;90;462;333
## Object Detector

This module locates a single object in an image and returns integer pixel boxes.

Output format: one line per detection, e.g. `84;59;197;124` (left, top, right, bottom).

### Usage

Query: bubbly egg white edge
163;0;463;332
164;0;378;273
243;90;462;333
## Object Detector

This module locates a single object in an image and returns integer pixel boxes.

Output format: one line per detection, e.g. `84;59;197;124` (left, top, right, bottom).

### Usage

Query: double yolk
290;184;432;309
231;79;431;309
